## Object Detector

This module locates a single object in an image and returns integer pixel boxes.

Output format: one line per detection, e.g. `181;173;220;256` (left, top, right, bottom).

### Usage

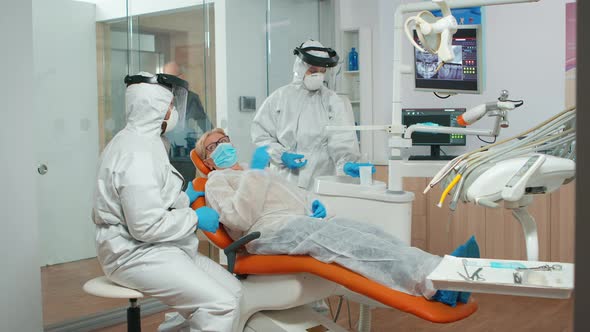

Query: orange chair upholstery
188;149;477;323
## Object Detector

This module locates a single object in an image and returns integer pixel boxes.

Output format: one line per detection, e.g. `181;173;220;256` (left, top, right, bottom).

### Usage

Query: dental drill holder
466;154;576;261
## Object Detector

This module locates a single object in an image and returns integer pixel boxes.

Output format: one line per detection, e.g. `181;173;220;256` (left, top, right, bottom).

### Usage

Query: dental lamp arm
325;125;390;132
457;101;516;126
403;124;496;139
398;0;539;14
404;99;518;139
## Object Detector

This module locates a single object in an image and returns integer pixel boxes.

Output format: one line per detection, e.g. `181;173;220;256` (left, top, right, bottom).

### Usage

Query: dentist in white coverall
251;40;374;191
92;72;242;332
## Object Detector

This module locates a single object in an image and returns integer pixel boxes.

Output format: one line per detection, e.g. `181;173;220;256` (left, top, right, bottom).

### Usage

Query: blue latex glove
281;152;307;169
251;145;271;170
343;162;376;178
311;200;327;218
195;206;220;233
185;181;205;205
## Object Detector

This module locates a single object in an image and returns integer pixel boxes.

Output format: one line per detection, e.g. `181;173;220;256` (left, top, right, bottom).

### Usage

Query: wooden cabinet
375;166;575;262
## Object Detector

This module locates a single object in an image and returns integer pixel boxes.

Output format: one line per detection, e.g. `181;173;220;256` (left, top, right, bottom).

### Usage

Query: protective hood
124;72;173;136
292;40;334;84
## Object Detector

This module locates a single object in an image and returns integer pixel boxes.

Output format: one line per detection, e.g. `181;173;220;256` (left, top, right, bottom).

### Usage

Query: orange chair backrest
189;148;234;249
190;149;211;176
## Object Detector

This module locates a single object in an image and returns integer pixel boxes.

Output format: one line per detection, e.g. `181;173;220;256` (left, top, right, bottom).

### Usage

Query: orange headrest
189;149;234;249
190;149;211;175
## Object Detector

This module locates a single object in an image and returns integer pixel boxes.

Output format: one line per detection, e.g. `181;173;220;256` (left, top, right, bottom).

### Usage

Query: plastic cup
359;166;373;186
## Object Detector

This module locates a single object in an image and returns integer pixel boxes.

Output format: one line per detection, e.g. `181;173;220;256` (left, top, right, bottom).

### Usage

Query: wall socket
239;96;257;112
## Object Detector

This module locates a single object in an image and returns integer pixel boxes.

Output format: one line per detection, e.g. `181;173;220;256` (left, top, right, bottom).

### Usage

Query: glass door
38;0;216;329
33;0;126;328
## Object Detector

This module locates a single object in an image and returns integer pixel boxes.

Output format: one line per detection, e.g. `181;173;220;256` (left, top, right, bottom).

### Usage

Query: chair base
127;299;141;332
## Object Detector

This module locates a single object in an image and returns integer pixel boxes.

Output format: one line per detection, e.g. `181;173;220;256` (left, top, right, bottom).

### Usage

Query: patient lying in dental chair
194;129;480;307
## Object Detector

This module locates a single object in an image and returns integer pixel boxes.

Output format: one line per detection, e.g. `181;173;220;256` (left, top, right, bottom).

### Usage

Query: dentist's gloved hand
343;162;376;178
311;200;327;219
281;152;307;169
195;207;220;233
251;145;271;170
185;181;205;205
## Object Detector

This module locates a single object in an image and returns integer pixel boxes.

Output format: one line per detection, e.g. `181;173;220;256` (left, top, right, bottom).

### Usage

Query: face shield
293;44;340;68
124;73;189;129
292;42;341;89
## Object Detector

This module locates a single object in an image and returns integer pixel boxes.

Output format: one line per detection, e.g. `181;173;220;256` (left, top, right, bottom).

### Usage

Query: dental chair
189;150;478;331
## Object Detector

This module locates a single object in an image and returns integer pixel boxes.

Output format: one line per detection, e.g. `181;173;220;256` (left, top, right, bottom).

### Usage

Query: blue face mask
211;143;238;168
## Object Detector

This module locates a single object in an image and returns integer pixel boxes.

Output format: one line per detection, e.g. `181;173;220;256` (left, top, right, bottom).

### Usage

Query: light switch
239;96;257;112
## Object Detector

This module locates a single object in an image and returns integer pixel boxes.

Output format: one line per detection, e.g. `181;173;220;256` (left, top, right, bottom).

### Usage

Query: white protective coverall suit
205;168;441;298
92;76;242;332
250;40;361;190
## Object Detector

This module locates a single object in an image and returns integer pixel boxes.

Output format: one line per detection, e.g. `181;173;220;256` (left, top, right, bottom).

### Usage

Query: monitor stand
409;145;457;161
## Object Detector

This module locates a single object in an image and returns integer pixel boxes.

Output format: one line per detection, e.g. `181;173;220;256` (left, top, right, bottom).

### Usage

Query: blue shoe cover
433;290;458;307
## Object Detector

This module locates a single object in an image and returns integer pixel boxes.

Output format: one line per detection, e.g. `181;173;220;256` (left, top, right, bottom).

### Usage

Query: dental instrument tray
427;255;574;299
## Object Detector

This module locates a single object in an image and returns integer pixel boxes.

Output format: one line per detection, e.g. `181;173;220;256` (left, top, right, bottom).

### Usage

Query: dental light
404;0;458;62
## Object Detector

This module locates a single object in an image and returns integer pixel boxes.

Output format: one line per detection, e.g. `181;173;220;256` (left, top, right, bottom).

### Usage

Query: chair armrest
223;232;261;274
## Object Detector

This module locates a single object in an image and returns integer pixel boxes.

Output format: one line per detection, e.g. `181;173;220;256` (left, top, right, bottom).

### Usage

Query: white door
0;1;44;331
33;0;99;265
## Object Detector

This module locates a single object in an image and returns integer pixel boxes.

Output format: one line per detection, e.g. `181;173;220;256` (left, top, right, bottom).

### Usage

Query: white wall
339;0;567;163
338;0;399;163
221;0;268;162
0;0;43;330
267;0;325;92
219;0;325;163
320;0;336;55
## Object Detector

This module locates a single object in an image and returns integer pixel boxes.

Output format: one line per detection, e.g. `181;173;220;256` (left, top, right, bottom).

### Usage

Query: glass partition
128;3;216;183
41;0;216;329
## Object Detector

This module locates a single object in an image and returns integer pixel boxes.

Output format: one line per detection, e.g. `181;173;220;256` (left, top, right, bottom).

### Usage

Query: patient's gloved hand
251;145;271;170
343;162;376;178
185;181;205;205
311;200;327;218
195;206;219;233
281;152;307;169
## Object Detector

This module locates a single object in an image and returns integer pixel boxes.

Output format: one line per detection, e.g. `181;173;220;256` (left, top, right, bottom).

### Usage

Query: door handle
38;164;48;175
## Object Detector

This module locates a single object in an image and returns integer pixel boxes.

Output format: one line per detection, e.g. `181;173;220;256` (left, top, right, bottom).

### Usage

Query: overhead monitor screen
414;25;482;94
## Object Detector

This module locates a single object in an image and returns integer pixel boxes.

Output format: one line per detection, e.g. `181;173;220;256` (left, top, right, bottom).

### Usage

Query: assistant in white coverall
251;40;371;190
92;72;242;332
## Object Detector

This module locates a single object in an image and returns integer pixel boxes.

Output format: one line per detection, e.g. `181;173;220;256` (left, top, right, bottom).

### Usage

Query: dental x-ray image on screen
413;25;482;94
415;46;463;80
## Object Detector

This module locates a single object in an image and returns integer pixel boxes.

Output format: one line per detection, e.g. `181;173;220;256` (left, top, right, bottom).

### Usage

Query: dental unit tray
427;256;574;299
